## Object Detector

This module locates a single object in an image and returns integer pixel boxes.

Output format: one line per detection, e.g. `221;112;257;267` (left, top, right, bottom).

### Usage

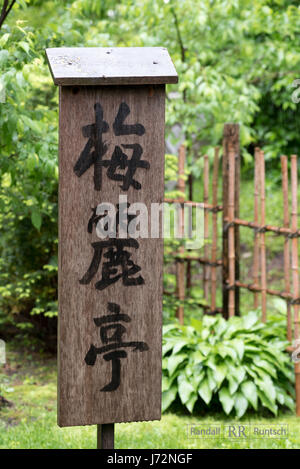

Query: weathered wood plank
46;48;178;86
58;85;165;427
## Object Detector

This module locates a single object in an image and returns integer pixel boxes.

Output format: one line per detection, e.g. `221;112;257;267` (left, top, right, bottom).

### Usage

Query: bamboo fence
164;123;300;415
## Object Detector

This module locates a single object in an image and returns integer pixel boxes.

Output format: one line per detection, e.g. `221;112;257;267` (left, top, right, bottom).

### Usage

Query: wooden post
281;155;292;341
253;147;260;309
211;147;219;312
259;150;267;322
222;124;240;318
228;142;236;317
46;47;178;430
176;144;186;325
203;154;210;303
97;424;114;449
290;155;300;416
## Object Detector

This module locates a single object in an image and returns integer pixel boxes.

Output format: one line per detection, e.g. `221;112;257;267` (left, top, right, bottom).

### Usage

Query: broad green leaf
227;364;246;385
162;385;177;412
198;378;212;405
214;363;227;387
241;380;258;410
178;374;195;404
207;368;217;392
256;377;276;405
0;33;9;47
162;340;175;356
162;375;170;392
19;41;30;54
243;311;259;329
219;388;234;415
186;393;198;413
163;324;179;335
234;392;248;418
189;369;205;389
253;359;277;379
173;339;189;355
257;390;278;416
283;394;295;412
217;344;237;361
231;339;245;360
31;210;42;231
167;353;187;376
228;375;239;395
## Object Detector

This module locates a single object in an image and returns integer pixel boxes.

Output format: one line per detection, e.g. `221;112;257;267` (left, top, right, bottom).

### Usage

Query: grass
1;167;299;449
0;345;299;449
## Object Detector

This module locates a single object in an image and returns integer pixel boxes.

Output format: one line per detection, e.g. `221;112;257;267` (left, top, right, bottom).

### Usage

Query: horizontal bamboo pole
164;198;223;212
173;255;223;265
223;217;300;237
234;280;300;303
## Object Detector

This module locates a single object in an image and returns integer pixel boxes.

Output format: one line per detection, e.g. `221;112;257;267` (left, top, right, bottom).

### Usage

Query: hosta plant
162;311;294;418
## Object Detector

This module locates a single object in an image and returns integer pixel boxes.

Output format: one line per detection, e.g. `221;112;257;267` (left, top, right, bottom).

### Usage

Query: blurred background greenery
1;1;300;435
1;0;300;348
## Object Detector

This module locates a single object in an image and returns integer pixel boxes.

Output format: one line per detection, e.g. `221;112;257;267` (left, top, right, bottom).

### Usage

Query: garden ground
0;345;299;449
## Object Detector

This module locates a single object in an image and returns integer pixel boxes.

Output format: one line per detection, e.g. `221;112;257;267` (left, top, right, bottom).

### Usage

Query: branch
171;7;185;63
0;0;16;30
171;7;187;103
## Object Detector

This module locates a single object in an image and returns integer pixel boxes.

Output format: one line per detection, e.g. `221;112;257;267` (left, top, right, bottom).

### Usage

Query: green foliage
1;0;300;342
0;345;299;448
162;311;295;417
0;17;60;339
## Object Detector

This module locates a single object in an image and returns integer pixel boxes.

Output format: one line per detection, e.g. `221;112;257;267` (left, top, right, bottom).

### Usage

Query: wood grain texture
46;47;178;86
97;424;114;449
58;85;165;427
222;123;240;318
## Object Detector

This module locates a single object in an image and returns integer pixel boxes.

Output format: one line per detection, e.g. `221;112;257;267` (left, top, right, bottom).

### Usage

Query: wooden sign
46;47;178;427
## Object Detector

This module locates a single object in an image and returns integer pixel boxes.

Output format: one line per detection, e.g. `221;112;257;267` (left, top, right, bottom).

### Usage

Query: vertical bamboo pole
176;144;186;325
203;154;210;303
259;150;267;322
281;155;292;342
211;147;219;311
228;144;236;317
222;124;240;319
290;154;300;417
186;173;193;291
253;147;260;309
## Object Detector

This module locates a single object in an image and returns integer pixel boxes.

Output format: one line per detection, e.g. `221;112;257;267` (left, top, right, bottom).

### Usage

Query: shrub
162;311;294;417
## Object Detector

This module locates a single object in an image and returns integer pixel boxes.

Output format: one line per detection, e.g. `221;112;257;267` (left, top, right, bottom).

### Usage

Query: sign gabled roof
46;47;178;86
